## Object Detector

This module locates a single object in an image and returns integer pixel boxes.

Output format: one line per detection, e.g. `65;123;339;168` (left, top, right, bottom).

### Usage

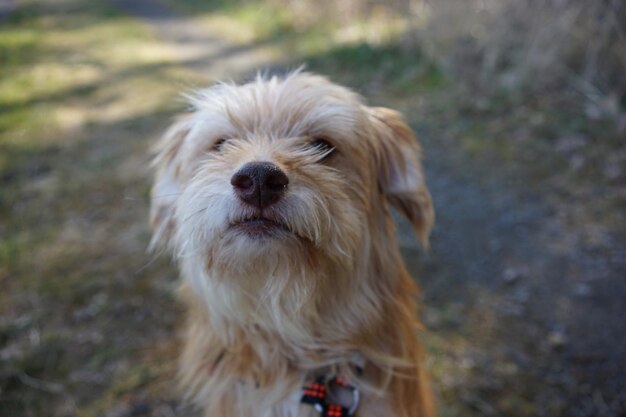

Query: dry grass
412;0;626;121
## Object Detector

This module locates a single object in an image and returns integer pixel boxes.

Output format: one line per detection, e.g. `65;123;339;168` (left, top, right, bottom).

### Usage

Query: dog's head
150;72;433;327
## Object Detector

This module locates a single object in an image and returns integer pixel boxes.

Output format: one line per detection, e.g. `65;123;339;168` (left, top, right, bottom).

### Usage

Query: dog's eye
310;138;335;161
211;138;229;152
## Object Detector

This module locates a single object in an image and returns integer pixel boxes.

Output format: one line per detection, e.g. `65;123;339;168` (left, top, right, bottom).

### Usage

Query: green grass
305;43;445;94
164;0;297;40
0;1;191;415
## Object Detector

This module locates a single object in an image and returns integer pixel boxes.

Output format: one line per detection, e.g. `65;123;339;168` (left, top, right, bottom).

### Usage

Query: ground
1;1;625;416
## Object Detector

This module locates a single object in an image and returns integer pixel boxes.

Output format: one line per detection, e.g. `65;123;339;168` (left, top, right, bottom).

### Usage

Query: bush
411;0;626;119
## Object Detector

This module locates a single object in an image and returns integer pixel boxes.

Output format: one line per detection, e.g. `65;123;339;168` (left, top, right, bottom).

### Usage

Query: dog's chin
207;220;311;278
229;217;292;240
208;217;304;264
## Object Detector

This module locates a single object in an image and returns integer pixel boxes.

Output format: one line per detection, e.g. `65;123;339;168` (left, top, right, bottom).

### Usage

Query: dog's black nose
231;161;289;208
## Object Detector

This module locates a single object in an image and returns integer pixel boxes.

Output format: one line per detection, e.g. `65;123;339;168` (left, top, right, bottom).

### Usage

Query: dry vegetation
273;0;626;120
413;0;625;120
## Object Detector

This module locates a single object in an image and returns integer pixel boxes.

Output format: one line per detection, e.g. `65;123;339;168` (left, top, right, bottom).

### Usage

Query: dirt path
110;2;626;416
413;144;626;416
111;0;281;81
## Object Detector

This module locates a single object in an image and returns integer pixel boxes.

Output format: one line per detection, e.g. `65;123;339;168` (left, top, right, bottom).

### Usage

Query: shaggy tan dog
150;71;436;417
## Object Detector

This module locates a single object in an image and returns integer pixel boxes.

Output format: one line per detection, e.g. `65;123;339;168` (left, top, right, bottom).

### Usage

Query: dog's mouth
230;216;291;238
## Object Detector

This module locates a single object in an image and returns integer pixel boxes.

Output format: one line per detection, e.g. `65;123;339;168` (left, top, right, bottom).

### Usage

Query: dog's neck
181;233;406;369
179;210;412;370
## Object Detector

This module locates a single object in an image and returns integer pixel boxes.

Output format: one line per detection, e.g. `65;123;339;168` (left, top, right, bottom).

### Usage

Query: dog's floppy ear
368;107;434;248
149;116;192;251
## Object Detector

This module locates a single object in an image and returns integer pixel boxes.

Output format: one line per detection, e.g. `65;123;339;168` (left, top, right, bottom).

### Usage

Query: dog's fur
150;71;436;417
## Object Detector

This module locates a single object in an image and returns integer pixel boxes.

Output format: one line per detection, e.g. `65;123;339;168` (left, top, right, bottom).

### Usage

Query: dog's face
150;72;433;325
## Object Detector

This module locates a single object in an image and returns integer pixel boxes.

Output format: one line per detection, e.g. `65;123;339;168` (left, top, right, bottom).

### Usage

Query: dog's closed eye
309;137;336;161
211;138;230;152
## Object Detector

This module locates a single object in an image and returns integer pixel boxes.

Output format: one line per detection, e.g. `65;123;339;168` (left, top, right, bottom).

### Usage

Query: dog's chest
265;390;314;417
232;386;315;417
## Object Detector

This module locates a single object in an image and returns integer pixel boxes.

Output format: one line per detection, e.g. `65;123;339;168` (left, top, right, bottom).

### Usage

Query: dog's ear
368;107;434;248
149;116;192;251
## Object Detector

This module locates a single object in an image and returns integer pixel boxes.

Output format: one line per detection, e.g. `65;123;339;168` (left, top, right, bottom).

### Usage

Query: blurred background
1;0;625;416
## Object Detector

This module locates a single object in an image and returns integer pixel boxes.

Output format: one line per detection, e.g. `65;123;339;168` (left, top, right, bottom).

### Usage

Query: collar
300;365;362;417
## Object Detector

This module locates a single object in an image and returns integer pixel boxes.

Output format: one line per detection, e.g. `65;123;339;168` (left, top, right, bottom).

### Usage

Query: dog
149;71;436;417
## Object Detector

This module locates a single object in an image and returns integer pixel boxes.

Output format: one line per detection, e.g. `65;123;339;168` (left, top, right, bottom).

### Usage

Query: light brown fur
150;71;436;417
